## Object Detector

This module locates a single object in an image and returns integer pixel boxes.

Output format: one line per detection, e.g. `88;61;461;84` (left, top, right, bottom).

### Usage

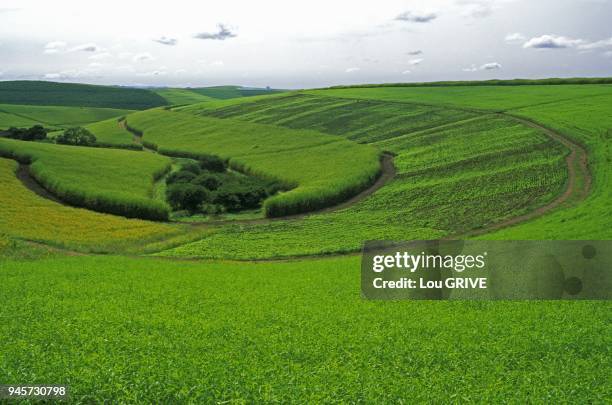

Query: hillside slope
0;81;167;109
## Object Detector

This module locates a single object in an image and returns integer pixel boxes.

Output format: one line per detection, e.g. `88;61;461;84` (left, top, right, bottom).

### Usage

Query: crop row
0;157;182;251
0;138;172;220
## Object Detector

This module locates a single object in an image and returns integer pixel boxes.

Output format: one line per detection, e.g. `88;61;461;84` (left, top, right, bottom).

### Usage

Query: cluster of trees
2;125;47;141
165;159;282;215
1;125;97;146
55;127;97;146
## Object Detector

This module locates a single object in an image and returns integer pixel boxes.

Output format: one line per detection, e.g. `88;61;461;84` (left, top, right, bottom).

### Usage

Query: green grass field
86;117;141;149
152;88;215;105
1;254;609;402
189;85;284;99
0;104;134;130
0;80;610;402
0;81;167;109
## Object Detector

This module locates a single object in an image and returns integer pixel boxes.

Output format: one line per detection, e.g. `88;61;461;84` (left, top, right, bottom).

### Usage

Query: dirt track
454;113;591;238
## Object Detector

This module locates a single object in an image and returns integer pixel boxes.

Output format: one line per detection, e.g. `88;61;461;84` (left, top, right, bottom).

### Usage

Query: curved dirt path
453;113;591;238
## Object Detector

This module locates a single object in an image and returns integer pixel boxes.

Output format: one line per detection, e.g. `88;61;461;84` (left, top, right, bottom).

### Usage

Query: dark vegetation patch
0;125;48;141
165;159;284;216
0;81;167;109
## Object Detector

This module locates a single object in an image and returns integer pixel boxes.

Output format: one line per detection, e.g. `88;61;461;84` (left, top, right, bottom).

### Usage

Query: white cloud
43;41;67;54
153;36;178;46
44;73;62;79
210;60;224;66
345;67;360;73
133;52;154;62
194;24;236;40
89;52;112;60
409;58;424;65
401;70;411;74
481;62;502;70
578;37;612;50
459;1;493;18
89;62;103;67
395;11;437;23
523;35;584;49
505;32;526;43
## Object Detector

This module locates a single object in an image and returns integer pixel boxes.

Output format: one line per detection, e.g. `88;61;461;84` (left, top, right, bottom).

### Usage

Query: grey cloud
523;35;584;49
153;36;178;46
407;50;423;55
395;11;437;23
70;43;100;52
463;62;502;71
193;24;236;40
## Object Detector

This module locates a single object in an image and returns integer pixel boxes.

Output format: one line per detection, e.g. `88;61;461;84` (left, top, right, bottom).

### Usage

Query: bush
166;170;197;185
3;125;47;141
181;161;202;175
56;127;97;146
198;155;226;172
193;173;221;190
166;183;210;212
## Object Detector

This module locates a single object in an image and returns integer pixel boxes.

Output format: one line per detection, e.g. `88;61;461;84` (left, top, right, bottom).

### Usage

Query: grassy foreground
0;254;609;402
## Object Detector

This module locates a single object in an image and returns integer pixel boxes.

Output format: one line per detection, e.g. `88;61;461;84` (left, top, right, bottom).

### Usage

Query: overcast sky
0;0;611;88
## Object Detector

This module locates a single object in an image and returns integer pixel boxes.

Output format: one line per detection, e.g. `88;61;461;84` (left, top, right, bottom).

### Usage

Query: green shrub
193;173;222;190
166;170;197;185
166;183;210;212
2;125;47;141
198;155;226;172
181;161;202;175
56;127;97;146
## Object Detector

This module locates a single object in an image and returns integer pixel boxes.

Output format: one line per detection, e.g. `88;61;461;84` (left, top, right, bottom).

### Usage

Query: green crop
0;138;172;220
0;104;134;130
0;158;184;251
0;255;609;402
126;109;381;217
0;80;167;109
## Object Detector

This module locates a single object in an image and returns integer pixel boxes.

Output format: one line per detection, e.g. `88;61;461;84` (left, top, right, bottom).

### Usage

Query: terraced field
157;94;568;258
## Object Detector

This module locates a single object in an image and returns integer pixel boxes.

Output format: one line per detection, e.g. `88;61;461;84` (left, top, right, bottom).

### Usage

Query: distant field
0;138;172;220
190;85;285;100
0;158;182;251
310;85;612;111
0;104;134;129
152;88;214;105
1;254;609;402
126;109;381;217
0;81;167;109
